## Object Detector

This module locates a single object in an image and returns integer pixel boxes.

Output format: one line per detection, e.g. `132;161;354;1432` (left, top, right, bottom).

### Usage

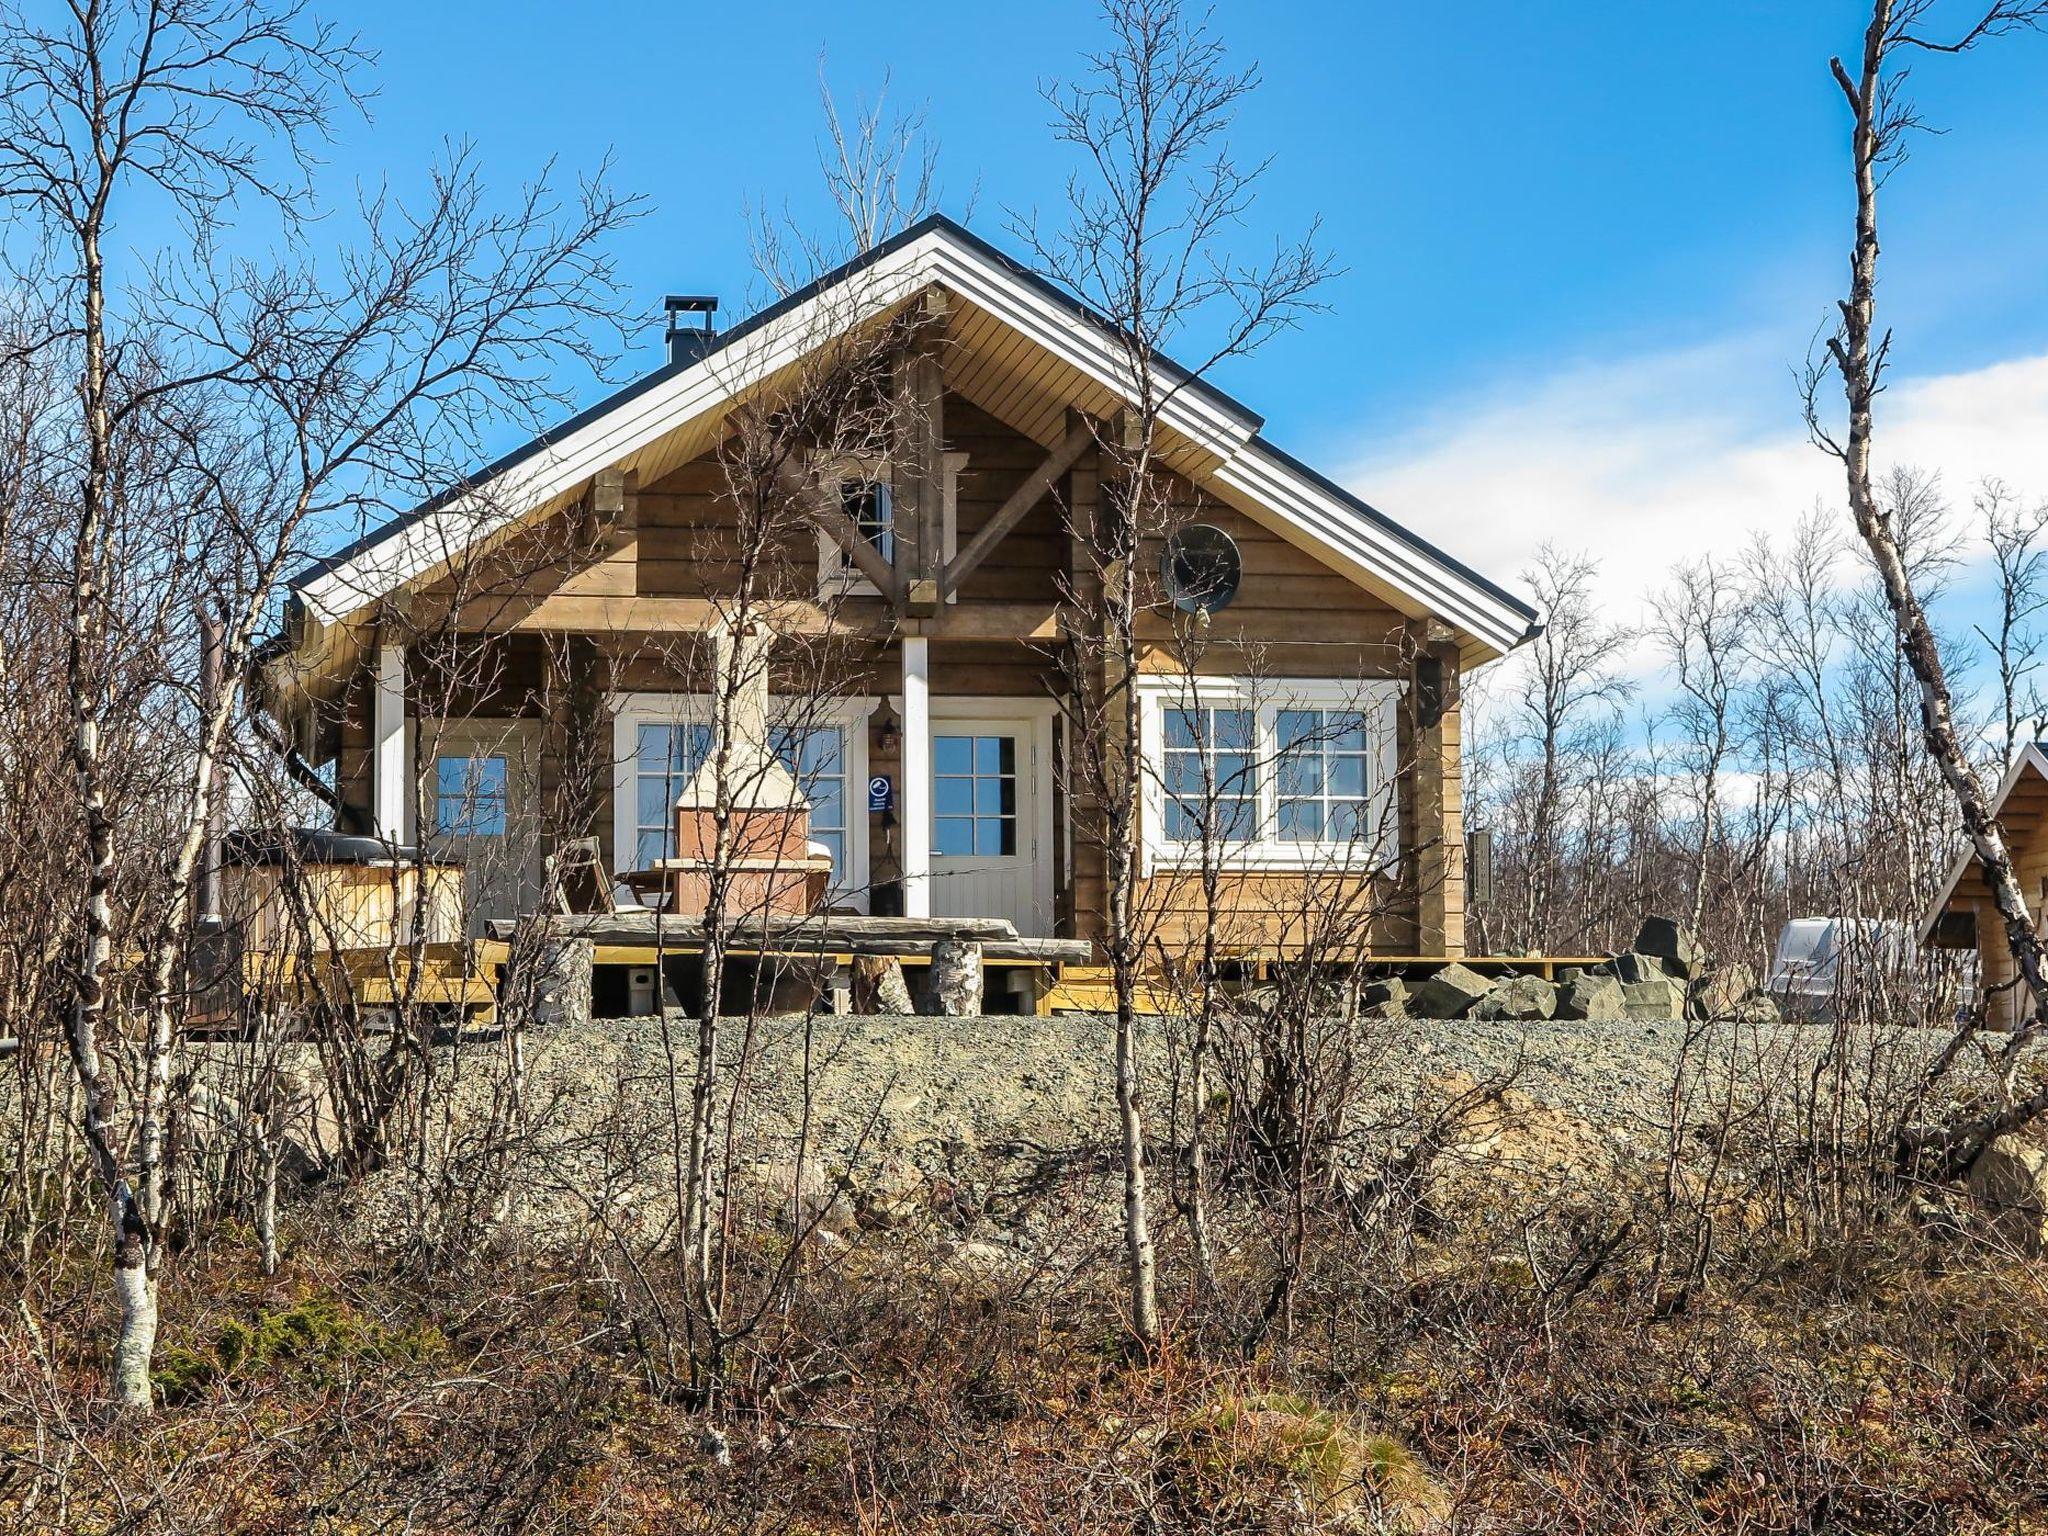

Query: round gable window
1160;524;1242;615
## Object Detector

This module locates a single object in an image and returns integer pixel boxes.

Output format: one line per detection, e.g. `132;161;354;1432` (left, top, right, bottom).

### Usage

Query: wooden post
922;934;983;1016
1064;440;1105;941
1407;621;1465;956
900;635;931;918
373;640;406;844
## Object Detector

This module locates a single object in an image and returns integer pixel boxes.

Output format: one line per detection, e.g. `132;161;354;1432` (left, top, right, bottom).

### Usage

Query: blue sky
107;1;2048;659
307;1;2047;448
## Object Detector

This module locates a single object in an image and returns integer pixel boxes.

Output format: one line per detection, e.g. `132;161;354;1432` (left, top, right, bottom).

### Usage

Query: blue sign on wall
868;774;893;813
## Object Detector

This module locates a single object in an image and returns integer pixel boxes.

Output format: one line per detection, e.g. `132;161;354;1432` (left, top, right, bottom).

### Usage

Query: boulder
1967;1134;2048;1257
1612;951;1667;985
1632;916;1703;979
1622;975;1687;1021
1407;962;1496;1019
1358;977;1409;1018
1557;970;1627;1023
1691;960;1760;1020
1473;973;1558;1021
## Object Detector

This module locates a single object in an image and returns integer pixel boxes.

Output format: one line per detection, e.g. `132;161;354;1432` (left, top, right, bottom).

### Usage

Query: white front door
929;706;1054;935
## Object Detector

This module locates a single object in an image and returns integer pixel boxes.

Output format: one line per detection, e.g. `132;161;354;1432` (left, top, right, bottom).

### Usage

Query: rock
1612;951;1667;985
738;1156;856;1240
858;1151;929;1228
921;936;983;1017
1556;971;1627;1022
1408;962;1495;1019
1967;1134;2048;1257
852;954;914;1014
1622;975;1687;1021
1473;973;1557;1021
1632;916;1703;979
1733;991;1781;1024
1358;977;1409;1018
1691;960;1760;1020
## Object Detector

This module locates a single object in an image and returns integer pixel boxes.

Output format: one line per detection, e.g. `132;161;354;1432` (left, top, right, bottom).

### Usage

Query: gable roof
1917;742;2048;945
288;214;1539;660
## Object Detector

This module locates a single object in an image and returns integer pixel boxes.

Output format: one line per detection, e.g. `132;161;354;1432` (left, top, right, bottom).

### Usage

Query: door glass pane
435;755;507;837
933;733;1019;861
935;816;974;856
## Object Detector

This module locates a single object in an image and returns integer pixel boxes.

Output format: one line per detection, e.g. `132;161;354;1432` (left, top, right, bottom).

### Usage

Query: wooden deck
486;912;1093;966
191;939;509;1028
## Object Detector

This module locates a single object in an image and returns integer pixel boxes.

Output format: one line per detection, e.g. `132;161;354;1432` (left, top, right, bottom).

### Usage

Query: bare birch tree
1806;0;2048;1168
1972;480;2048;765
1019;0;1328;1357
0;0;635;1408
1510;545;1632;952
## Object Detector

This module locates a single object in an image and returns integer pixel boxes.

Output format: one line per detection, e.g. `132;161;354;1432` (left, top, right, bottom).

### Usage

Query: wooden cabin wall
949;396;1069;605
1059;454;1449;956
315;375;1471;955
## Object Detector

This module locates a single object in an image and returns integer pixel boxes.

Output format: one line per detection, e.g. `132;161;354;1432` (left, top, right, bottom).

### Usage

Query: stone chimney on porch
666;622;834;917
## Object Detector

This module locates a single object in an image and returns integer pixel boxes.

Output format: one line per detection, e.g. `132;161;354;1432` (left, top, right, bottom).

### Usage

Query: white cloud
1335;339;2048;653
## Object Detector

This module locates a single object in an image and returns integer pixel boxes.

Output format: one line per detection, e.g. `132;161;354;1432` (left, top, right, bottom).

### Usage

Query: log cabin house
256;217;1538;1010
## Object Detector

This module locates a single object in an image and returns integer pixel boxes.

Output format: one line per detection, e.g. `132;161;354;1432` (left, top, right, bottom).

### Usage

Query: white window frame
1135;676;1404;875
609;691;874;907
813;450;967;601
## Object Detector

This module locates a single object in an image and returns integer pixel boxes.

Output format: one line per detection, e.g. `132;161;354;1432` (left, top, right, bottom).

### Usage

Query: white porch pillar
899;635;931;917
373;643;406;844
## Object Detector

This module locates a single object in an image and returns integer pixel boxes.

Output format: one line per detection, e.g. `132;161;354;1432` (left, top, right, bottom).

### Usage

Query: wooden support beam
816;494;903;601
894;319;947;615
941;415;1096;599
773;459;900;602
450;594;1066;640
488;912;1035;948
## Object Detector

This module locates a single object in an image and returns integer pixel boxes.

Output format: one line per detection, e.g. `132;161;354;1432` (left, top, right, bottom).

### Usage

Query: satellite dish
1161;524;1242;614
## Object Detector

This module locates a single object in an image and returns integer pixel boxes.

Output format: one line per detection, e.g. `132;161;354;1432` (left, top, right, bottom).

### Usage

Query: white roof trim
1916;742;2048;945
293;222;1536;659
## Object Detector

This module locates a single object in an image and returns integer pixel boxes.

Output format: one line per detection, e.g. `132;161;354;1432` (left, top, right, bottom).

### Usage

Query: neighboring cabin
1921;743;2048;1029
259;217;1538;963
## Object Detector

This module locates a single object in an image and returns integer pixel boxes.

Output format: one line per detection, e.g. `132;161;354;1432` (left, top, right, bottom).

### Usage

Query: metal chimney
664;295;719;366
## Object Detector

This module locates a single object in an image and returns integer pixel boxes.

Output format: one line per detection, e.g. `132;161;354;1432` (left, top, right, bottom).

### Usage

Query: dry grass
4;1175;2046;1535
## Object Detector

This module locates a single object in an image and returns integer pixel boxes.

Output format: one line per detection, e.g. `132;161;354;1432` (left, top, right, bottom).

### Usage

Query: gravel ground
518;1011;1989;1171
192;1010;2000;1251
